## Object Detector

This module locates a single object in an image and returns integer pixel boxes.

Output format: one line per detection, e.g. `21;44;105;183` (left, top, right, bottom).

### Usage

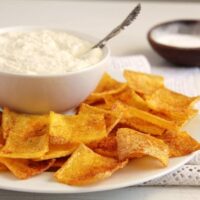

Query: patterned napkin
110;55;200;186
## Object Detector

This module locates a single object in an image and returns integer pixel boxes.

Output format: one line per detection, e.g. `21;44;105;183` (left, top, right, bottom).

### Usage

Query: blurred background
0;0;200;73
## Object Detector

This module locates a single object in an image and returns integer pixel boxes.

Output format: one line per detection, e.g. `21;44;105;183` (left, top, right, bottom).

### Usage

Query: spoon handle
92;3;141;49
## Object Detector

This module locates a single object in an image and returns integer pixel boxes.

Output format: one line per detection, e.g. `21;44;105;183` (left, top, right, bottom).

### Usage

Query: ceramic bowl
148;20;200;66
0;26;110;114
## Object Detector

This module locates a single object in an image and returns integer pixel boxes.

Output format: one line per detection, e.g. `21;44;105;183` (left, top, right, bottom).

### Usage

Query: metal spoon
92;3;141;49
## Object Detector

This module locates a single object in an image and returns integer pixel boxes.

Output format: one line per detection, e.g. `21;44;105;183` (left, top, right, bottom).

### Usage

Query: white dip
156;33;200;48
0;30;103;75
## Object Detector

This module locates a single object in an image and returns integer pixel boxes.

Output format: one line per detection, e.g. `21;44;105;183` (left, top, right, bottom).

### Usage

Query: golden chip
50;112;107;145
93;73;125;94
116;128;169;166
88;136;118;159
124;70;164;96
84;73;126;105
2;108;16;139
104;86;149;111
146;88;200;123
0;158;54;179
34;143;77;161
112;101;178;135
91;102;111;110
49;157;69;171
83;95;105;106
0;127;4;148
173;109;199;127
84;85;126;106
55;144;127;185
0;69;198;186
146;88;199;112
79;103;121;134
0;108;49;159
157;131;200;157
0;163;7;172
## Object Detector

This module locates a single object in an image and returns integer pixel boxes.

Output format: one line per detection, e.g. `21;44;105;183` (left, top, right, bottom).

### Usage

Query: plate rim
0;151;198;194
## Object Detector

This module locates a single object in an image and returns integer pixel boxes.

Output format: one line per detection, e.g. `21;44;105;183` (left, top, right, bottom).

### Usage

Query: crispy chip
0;108;49;159
112;101;177;135
88;136;118;158
83;95;105;106
49;157;68;171
84;73;126;105
0;163;7;172
146;88;200;123
0;158;54;179
35;143;77;161
171;109;199;127
93;73;124;94
79;103;121;134
55;144;127;185
146;88;199;112
124;70;164;96
116;128;169;166
0;69;199;185
91;102;111;110
104;86;149;111
84;85;126;106
0;127;4;148
157;131;200;157
50;112;107;145
2;108;15;139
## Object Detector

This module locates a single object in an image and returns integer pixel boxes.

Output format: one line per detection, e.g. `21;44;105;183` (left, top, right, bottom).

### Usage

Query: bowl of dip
148;20;200;66
0;26;110;114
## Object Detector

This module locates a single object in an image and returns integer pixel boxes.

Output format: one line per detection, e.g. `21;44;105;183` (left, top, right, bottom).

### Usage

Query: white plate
0;69;199;193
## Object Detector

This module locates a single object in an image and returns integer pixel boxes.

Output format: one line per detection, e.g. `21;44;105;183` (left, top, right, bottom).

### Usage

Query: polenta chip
0;163;7;172
84;85;126;106
0;108;49;159
2;108;16;139
146;88;199;112
169;109;199;127
124;70;164;96
104;86;149;111
34;143;77;161
112;101;178;135
0;69;199;186
0;158;54;179
49;157;68;171
93;73;125;94
50;112;107;144
146;88;200;124
0;127;4;148
83;95;105;106
84;73;126;105
91;102;110;110
79;103;121;134
157;131;200;157
55;144;127;185
117;128;169;166
88;136;118;159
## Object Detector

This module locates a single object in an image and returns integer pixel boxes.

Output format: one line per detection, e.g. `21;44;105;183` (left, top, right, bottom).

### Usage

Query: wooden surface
0;0;200;199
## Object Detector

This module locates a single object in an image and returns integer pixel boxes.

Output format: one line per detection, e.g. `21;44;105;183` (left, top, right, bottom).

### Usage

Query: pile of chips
0;70;199;186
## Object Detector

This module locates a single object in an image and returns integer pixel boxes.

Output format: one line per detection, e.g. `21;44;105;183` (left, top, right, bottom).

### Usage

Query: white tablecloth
0;0;200;199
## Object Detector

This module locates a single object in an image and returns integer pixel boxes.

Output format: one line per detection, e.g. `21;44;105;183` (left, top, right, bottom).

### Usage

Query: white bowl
0;26;110;114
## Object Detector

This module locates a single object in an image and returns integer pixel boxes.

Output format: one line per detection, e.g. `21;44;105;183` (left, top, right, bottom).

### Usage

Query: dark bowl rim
147;19;200;51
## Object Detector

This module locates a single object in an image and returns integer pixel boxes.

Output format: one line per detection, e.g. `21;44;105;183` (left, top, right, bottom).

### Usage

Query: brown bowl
148;20;200;66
